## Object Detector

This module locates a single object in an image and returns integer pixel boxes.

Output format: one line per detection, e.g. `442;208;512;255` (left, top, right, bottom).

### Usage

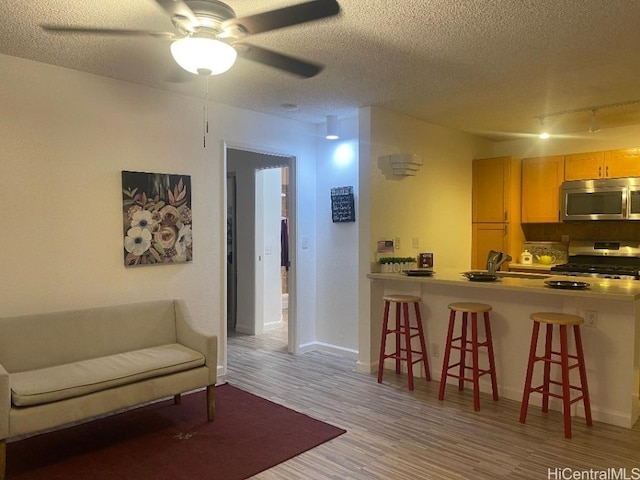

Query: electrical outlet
585;310;598;328
412;237;419;249
430;343;439;357
395;237;401;250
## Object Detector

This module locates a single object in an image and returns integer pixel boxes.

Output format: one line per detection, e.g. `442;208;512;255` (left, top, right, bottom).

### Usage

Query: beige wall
0;53;319;371
367;106;494;270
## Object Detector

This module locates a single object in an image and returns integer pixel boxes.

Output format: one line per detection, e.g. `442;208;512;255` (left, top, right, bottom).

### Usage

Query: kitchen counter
365;269;640;428
368;269;640;301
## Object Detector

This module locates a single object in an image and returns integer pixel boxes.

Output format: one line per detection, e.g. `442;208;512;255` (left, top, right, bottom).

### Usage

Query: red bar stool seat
377;294;430;390
520;312;592;439
438;302;498;411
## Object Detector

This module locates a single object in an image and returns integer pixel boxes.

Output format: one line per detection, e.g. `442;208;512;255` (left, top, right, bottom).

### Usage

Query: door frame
223;142;297;355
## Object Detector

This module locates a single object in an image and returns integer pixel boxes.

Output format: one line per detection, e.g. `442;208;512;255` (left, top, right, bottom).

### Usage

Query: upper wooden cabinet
565;148;640;180
521;156;564;223
471;156;523;270
472;156;520;223
604;148;640;178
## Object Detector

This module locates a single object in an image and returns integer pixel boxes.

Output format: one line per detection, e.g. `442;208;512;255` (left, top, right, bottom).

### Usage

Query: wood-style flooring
226;312;640;479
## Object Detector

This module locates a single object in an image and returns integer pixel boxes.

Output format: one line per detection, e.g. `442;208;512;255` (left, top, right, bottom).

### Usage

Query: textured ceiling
3;0;640;141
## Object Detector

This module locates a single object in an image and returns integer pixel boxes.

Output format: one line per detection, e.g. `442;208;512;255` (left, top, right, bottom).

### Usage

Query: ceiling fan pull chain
203;77;209;148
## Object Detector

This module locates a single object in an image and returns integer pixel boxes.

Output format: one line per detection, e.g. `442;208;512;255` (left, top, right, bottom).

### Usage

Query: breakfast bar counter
365;270;640;428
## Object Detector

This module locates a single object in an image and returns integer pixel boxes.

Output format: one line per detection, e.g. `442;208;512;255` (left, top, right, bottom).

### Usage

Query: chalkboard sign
331;186;356;223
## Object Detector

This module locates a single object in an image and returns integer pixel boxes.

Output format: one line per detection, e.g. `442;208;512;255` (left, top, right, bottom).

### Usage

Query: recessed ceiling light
281;103;299;111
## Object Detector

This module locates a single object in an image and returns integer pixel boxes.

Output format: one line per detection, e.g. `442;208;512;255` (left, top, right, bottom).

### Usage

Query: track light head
589;110;600;133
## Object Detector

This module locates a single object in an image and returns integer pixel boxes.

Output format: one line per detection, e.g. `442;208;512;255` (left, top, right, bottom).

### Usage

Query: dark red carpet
6;384;346;479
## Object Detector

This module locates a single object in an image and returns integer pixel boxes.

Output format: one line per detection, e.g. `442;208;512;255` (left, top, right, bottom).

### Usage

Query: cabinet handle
504;211;508;221
606;165;609;177
598;166;602;177
504;225;508;235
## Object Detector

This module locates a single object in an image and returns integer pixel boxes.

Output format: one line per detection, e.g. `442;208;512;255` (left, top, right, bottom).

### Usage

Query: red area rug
6;384;346;479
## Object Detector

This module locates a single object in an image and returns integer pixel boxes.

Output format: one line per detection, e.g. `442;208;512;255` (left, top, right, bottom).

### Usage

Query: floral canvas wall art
122;171;192;267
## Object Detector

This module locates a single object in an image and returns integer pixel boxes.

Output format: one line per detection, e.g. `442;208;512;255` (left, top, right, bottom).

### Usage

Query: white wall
257;167;284;332
313;116;360;356
0;53;318;372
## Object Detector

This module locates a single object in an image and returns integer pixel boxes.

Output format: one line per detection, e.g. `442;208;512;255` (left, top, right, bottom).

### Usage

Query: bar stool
438;302;498;411
520;312;592;439
377;294;430;390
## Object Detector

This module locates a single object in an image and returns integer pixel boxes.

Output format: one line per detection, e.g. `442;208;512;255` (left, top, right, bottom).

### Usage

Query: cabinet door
564;151;605;180
472;223;507;270
604;148;640;178
473;157;507;223
521;156;564;223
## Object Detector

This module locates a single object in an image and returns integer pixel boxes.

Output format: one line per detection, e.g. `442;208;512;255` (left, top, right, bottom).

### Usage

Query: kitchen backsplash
522;241;567;263
522;222;640;243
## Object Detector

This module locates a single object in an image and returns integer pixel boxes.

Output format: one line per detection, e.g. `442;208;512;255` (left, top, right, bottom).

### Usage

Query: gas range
550;240;640;280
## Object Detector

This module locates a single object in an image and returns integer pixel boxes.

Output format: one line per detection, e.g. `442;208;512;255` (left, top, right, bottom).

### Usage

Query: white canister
520;250;533;265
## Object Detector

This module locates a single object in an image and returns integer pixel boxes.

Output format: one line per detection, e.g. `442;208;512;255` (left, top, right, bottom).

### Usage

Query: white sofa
0;299;217;479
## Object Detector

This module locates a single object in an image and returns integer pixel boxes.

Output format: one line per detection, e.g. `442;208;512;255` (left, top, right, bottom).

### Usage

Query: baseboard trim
298;341;358;360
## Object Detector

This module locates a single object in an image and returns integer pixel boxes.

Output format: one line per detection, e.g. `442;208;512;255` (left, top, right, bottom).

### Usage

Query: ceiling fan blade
41;25;177;39
155;0;200;31
234;43;323;78
223;0;340;36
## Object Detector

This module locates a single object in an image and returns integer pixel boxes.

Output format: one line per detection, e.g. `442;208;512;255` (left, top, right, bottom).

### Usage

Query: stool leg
438;310;456;401
403;302;415;390
377;301;391;384
542;324;553;413
414;302;431;381
483;312;499;401
458;312;468;391
559;325;572;439
520;321;540;424
471;313;481;411
573;325;592;426
394;302;402;374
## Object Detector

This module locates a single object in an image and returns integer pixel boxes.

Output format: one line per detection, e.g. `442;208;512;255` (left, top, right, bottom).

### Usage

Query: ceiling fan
41;0;340;78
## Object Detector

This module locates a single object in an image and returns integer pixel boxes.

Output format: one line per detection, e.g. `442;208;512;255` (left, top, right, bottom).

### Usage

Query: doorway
226;147;293;352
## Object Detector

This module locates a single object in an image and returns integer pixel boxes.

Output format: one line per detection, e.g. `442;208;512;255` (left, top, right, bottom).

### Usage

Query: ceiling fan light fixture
170;35;237;76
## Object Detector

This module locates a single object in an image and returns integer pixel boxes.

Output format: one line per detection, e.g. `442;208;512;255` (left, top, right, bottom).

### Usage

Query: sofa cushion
10;344;205;407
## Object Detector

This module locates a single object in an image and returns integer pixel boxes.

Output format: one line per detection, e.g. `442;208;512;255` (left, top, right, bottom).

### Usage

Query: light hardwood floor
227;314;640;480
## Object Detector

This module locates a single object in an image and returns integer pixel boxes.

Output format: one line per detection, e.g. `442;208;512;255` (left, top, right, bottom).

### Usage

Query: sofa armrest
0;363;9;439
174;300;217;386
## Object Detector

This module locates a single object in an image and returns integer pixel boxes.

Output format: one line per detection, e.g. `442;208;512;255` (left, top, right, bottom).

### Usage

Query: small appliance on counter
520;250;533;265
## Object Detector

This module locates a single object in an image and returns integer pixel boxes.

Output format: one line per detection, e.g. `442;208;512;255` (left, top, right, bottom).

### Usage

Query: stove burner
551;263;639;280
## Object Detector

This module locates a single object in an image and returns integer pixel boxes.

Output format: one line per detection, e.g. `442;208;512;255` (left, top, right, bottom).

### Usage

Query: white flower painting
122;171;192;267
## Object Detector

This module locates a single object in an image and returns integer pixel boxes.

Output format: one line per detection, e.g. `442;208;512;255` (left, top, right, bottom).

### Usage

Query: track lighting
535;98;640;136
538;118;549;139
589;110;600;133
326;115;339;140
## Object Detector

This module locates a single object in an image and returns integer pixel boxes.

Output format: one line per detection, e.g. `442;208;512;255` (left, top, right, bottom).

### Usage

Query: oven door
561;180;627;221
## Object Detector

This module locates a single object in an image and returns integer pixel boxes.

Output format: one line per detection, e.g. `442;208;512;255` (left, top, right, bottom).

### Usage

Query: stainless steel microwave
561;178;640;221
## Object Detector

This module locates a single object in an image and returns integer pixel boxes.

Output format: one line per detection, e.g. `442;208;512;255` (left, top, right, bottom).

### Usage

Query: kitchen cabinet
472;223;508;269
473;157;510;223
565;148;640;180
604;148;640;178
471;156;523;270
521;155;564;223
